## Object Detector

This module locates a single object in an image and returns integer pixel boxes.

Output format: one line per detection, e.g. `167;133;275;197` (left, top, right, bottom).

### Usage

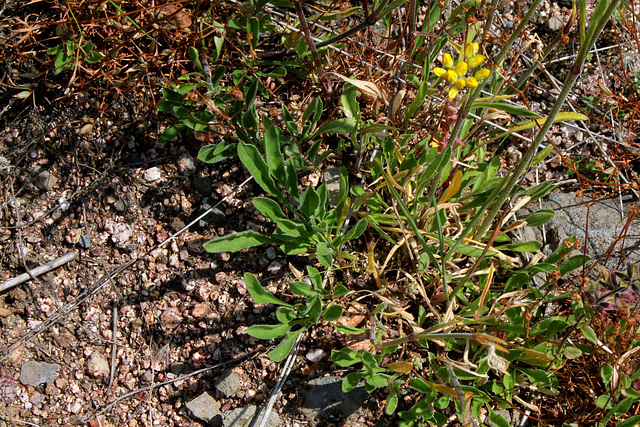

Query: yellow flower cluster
433;43;491;99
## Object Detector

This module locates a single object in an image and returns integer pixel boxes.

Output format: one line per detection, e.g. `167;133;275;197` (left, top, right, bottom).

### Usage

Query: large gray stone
215;369;241;398
223;405;279;427
185;392;222;426
523;192;640;269
300;376;368;420
19;361;60;387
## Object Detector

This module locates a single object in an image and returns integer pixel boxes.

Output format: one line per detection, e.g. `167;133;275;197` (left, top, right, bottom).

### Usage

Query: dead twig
0;251;78;293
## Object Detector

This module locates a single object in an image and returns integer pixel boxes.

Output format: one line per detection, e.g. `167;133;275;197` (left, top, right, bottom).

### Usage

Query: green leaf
386;390;398;415
203;230;276;253
563;345;583;359
290;281;318;296
246;323;292;339
331;348;360;366
488;112;589;143
300;186;320;220
333;284;349;297
244;272;293;307
532;144;554;166
581;325;600;345
197;141;237;164
520;209;555;227
307;266;323;290
366;373;391;388
488;408;511;427
237;141;283;200
312;118;356;138
158;124;185;144
322;304;343;321
405;80;433;127
263;116;286;178
497;240;542;252
472;101;541;118
253;197;287;223
188;46;205;74
334;324;368;334
341;82;359;119
343;372;365;392
617;415;640;427
245;78;259;111
316;241;333;268
560;254;591;276
269;329;303;361
409;378;432;394
333;219;367;247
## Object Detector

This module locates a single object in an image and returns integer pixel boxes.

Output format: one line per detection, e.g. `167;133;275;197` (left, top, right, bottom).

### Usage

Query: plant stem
475;0;621;238
294;0;333;98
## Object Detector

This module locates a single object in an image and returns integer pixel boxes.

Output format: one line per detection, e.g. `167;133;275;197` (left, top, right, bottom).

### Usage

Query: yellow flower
443;53;454;69
475;68;491;80
454;61;468;77
464;42;479;59
467;54;485;69
433;67;446;78
445;69;458;84
465;77;479;88
434;44;490;99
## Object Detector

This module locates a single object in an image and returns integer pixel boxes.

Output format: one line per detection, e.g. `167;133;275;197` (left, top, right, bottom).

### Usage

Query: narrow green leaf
312;118;356;138
366;373;392;388
290;281;318;296
253;197;287;223
520;209;554;227
488;408;511;427
187;46;204;74
385;390;398;415
488;112;588;143
409;378;432;394
246;323;292;339
497;240;542;253
560;254;591;277
472;101;541;118
580;325;600;345
237;141;283;200
263;116;285;178
532;144;554;166
269;329;303;361
244;272;293;307
617;415;640;427
203;230;276;253
334;324;368;334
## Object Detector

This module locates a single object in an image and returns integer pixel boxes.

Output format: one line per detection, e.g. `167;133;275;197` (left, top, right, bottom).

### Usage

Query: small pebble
267;261;282;274
143;167;161;182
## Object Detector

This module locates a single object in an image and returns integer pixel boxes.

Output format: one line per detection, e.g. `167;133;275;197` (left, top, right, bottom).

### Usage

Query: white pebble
144;167;161;182
306;348;326;362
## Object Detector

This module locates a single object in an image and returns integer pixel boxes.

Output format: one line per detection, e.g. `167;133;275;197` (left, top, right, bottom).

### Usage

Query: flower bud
433;67;446;78
475;68;491;80
455;61;468;77
443;53;454;69
467;54;485;69
448;87;459;99
454;78;466;90
445;69;458;84
465;77;479;88
464;43;479;59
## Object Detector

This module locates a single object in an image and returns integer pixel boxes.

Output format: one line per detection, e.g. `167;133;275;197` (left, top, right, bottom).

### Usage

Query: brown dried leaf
157;5;192;30
331;72;388;105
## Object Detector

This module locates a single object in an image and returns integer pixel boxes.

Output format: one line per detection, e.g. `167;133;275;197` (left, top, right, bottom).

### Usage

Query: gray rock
301;376;368;420
524;192;640;269
185;392;222;426
223;405;279;427
323;167;341;208
19;361;60;387
35;171;58;191
78;234;92;249
113;198;128;212
197;203;225;227
193;177;213;195
215;369;241;398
